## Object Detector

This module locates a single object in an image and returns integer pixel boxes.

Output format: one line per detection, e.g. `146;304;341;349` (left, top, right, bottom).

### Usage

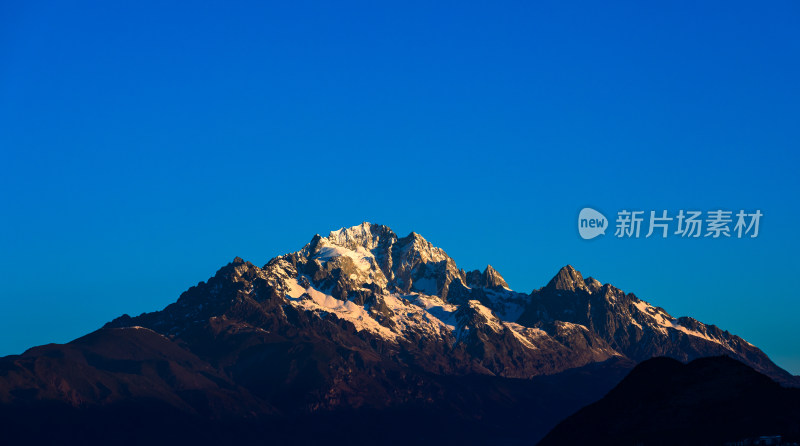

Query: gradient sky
1;1;799;373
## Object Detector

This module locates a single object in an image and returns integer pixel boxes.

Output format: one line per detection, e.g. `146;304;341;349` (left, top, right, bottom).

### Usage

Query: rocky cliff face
520;264;789;383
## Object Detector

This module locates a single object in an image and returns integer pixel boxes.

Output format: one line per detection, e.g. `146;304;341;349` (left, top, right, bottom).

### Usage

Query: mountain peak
213;256;257;282
325;222;396;251
547;265;588;292
485;265;509;288
465;265;509;289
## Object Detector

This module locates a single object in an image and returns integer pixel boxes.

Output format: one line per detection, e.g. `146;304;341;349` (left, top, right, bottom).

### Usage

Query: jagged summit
291;222;462;298
546;265;589;292
465;265;509;289
325;222;397;251
484;265;509;289
300;223;448;261
302;223;513;296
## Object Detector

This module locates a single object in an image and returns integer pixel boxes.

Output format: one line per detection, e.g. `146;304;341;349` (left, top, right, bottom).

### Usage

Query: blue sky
1;1;799;373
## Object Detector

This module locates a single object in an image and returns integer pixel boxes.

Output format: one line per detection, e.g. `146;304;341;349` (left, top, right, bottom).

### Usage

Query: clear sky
1;1;799;373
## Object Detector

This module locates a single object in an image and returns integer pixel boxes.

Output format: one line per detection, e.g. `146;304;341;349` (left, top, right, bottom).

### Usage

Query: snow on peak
284;278;398;341
326;222;396;251
631;299;733;350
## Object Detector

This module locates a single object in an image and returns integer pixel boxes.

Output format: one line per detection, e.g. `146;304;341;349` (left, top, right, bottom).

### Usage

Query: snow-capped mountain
2;222;797;445
107;222;794;384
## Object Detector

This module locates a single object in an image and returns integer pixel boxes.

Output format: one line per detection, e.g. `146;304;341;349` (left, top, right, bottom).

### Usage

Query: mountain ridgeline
108;222;791;384
0;222;796;445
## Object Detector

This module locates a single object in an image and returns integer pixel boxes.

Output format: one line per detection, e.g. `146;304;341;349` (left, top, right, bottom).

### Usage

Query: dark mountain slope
0;326;270;417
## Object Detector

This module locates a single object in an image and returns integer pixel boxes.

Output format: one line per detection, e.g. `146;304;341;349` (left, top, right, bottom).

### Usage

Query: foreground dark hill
539;356;800;446
0;223;797;444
